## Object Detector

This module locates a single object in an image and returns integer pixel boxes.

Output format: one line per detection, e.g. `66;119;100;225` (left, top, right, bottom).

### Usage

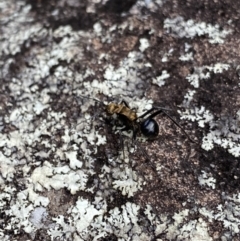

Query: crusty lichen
164;16;232;44
1;0;240;240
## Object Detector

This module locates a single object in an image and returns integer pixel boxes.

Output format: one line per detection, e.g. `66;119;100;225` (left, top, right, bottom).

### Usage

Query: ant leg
120;100;137;112
131;124;156;169
120;100;130;108
119;133;126;161
137;107;157;119
131;138;157;183
141;108;195;143
137;106;172;119
134;139;150;161
132;124;138;141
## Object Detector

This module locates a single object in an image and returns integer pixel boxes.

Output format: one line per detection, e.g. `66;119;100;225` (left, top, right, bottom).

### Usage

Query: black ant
79;94;195;143
72;94;195;180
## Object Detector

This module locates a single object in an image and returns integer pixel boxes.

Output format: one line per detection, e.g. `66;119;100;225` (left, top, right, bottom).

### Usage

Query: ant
73;94;196;180
79;94;195;143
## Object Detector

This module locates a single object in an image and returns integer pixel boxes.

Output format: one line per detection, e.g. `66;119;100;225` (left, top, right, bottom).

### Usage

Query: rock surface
0;0;240;240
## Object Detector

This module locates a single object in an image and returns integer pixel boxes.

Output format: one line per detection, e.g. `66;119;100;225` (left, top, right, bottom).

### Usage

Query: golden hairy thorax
106;103;138;121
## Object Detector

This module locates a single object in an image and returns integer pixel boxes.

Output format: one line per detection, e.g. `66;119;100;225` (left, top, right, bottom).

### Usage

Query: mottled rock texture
0;0;240;240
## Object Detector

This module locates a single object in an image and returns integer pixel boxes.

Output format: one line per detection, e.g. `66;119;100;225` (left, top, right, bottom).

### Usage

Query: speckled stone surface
0;0;240;240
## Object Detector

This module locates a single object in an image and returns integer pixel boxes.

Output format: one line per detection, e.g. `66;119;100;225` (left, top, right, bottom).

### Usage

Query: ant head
140;118;159;138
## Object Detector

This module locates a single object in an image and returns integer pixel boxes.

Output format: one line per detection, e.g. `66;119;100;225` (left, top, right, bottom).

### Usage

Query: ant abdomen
140;118;159;138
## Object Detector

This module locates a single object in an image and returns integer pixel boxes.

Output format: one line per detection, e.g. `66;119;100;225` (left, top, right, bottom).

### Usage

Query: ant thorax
106;103;138;121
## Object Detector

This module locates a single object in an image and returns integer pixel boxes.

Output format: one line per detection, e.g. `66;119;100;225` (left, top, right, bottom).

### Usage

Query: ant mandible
80;95;195;143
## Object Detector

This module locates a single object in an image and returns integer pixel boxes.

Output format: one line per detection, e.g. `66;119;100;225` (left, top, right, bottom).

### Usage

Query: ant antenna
77;93;102;104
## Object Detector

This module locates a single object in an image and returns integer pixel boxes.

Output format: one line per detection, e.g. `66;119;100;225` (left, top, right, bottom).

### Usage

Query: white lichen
139;38;150;52
112;167;143;197
152;70;170;87
29;207;48;229
164;16;232;44
198;170;216;189
178;106;214;128
186;63;230;88
179;52;194;61
31;161;88;194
